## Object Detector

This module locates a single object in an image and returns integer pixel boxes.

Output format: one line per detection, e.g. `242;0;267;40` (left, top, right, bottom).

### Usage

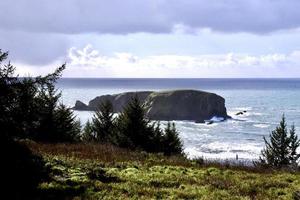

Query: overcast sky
1;0;300;77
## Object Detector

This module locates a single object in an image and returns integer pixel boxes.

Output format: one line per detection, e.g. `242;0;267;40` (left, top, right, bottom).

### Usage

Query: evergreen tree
0;50;20;139
115;95;154;150
162;122;183;156
114;96;184;154
259;115;300;168
151;121;164;152
289;124;300;166
82;120;96;142
92;100;115;142
0;49;48;198
16;78;39;138
34;82;60;141
52;104;81;142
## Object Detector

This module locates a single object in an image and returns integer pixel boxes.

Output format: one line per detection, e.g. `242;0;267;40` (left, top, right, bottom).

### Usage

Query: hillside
25;141;300;200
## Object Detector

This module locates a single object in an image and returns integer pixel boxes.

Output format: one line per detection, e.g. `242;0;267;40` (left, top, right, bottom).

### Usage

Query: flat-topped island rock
73;90;230;123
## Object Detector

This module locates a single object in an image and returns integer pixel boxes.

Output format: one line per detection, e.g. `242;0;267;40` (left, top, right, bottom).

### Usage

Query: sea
56;78;300;161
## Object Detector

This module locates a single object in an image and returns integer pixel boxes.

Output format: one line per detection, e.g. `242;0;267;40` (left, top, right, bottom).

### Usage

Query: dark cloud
1;0;300;65
0;30;69;65
0;0;299;34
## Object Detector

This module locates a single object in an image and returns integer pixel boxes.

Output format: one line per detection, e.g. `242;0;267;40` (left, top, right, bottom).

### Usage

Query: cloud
60;45;300;78
1;0;300;68
0;0;300;34
0;30;70;65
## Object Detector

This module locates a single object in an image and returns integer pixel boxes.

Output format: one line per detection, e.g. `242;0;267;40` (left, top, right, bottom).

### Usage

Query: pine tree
162;122;183;156
0;50;48;198
92;100;115;143
115;95;154;150
289;124;300;166
260;115;290;167
259;115;300;168
0;50;20;139
35;83;60;141
53;104;81;142
82;120;96;142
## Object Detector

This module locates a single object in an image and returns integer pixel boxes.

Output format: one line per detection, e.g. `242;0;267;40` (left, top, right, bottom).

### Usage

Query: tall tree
92;100;115;143
259;115;300;168
82;120;96;142
0;50;48;198
53;104;81;142
0;50;20;139
114;96;184;155
162;122;183;156
115;95;154;150
289;124;300;166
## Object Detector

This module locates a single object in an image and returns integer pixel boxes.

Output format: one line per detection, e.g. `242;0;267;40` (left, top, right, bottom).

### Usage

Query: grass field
26;141;300;200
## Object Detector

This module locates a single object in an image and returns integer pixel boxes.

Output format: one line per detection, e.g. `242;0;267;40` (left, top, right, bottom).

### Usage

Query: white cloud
59;45;300;78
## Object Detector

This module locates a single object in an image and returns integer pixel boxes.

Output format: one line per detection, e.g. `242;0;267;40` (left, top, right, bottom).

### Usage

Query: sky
1;0;300;78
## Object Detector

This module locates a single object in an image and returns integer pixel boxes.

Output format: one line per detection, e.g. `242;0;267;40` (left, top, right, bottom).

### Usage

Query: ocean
56;78;300;161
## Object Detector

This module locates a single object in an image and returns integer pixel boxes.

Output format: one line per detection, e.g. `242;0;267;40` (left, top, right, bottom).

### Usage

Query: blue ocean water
57;78;300;160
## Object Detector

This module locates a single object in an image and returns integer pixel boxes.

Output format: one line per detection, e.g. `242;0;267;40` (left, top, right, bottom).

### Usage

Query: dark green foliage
114;96;183;155
92;100;115;143
32;65;82;143
162;122;183;156
82;120;96;142
34;80;61;141
0;49;80;142
83;95;183;156
15;78;40;138
0;50;20;139
0;49;84;198
52;104;81;142
259;115;300;168
289;124;300;166
260;115;290;167
115;96;157;150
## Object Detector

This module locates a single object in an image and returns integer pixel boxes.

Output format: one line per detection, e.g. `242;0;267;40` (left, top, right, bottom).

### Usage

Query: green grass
26;142;300;199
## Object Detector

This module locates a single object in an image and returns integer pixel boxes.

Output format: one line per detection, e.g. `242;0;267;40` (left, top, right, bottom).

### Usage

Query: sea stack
73;90;230;123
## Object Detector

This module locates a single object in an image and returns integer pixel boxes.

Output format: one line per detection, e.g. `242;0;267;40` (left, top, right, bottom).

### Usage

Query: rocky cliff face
144;90;228;123
73;90;230;123
88;91;152;112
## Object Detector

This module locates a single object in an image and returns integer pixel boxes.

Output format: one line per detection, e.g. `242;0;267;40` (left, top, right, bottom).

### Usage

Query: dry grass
23;140;190;167
23;140;295;174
